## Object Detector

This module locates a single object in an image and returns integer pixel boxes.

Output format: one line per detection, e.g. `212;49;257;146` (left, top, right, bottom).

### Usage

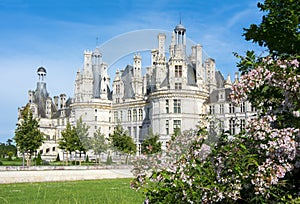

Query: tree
91;128;109;164
243;0;300;56
58;123;79;165
14;105;45;166
141;131;161;155
75;117;90;165
109;123;136;164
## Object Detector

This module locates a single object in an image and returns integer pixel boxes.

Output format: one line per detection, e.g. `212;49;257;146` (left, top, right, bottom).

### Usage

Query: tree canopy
243;0;300;56
109;124;136;155
14;105;45;158
141;131;161;155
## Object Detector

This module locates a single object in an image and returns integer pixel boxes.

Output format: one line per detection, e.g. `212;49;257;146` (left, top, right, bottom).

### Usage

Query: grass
0;178;145;204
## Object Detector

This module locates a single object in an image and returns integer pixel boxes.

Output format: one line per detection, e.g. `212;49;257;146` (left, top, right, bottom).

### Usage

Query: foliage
243;0;300;56
91;128;109;164
55;154;60;162
35;152;42;165
14;105;45;165
141;131;162;155
75;117;90;153
109;124;136;155
0;140;17;159
58;123;80;164
131;0;300;202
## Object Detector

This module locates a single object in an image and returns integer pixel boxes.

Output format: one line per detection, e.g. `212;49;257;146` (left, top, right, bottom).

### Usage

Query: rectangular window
166;120;169;135
229;103;235;113
133;126;137;140
95;116;97;121
175;83;182;90
175;65;182;77
128;110;132;121
220;120;224;132
138;109;143;121
173;99;181;113
229;119;235;135
116;98;120;104
240;119;246;133
114;111;118;122
251;104;256;112
116;84;120;94
120;111;123;122
209;121;215;134
173;120;181;131
133;109;137;122
127;127;131;136
209;105;215;114
240;102;246;112
166;100;169;113
219;104;224;114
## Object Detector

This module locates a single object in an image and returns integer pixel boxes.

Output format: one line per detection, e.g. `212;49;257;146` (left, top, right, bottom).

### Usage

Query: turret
46;97;52;118
224;74;232;88
133;53;142;77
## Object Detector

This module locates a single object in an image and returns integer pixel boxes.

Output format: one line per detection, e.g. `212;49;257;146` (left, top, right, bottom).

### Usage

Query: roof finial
179;13;182;24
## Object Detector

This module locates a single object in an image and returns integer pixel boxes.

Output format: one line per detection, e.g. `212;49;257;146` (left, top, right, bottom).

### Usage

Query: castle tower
173;21;186;58
132;54;143;98
158;33;166;60
205;58;216;93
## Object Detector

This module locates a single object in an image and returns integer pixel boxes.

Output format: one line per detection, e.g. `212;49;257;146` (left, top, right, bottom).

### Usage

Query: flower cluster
131;56;300;203
231;57;300;114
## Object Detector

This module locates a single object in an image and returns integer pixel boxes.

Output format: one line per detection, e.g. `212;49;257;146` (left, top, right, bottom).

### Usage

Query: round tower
37;66;47;82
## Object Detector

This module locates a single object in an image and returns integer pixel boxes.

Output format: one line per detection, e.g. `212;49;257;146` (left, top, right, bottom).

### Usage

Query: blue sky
0;0;266;143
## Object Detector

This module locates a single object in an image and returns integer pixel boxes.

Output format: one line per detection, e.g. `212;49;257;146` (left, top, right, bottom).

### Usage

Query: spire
224;74;232;88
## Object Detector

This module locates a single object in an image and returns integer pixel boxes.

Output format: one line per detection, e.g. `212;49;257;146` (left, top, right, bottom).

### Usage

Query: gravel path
0;168;133;184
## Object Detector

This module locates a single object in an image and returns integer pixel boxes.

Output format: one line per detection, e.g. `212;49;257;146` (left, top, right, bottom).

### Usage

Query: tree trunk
66;151;69;165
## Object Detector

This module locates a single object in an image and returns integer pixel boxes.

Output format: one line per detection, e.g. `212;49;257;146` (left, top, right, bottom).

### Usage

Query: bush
106;155;112;165
85;155;89;163
0;161;3;166
55;154;60;162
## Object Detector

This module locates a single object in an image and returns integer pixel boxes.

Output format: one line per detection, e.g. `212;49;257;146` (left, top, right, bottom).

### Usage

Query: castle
18;23;256;160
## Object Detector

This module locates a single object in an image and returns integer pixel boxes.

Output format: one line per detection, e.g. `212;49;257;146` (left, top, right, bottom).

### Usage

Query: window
116;98;120;104
229;118;235;135
166;120;169;135
240;119;246;133
133;109;137;122
128;127;131;136
95;116;97;121
229;103;235;113
175;83;182;90
128;110;132;121
175;65;182;77
251;104;256;112
219;104;224;114
116;84;120;94
174;99;181;113
114;111;118;122
240;102;246;112
133;126;137;140
120;111;123;122
209;121;215;134
220;120;224;132
209;105;215;114
173;120;181;131
166;100;169;113
138;109;143;121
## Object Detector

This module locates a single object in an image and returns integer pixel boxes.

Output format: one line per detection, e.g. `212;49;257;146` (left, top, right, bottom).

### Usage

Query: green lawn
0;178;145;204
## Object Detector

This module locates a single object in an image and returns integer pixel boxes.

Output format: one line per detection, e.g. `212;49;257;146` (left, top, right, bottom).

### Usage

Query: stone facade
18;23;256;160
